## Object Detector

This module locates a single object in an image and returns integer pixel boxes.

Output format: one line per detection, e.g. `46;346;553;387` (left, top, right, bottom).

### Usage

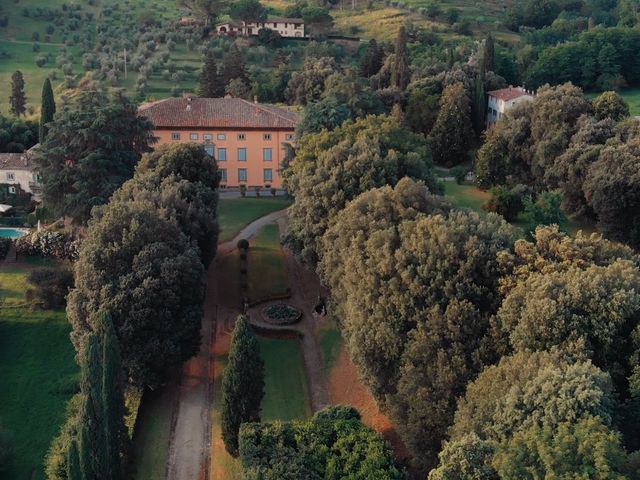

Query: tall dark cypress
66;438;82;480
471;74;486;138
222;44;248;86
199;51;224;98
481;34;495;75
39;77;56;142
100;312;127;479
391;26;410;90
220;315;264;456
78;333;104;478
9;70;26;117
360;39;383;77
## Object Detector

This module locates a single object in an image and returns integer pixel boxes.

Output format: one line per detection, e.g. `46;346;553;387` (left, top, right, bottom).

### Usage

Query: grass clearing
217;197;292;243
247;223;289;303
131;386;177;480
0;263;78;480
319;318;343;375
258;335;312;421
443;181;490;212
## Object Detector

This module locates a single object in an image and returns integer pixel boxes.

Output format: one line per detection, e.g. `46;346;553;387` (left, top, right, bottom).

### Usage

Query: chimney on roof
186;94;192;111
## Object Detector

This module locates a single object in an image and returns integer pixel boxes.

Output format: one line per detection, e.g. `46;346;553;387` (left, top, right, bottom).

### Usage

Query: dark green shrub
313;405;361;422
482;185;524;222
27;265;74;308
0;238;11;260
451;166;468;184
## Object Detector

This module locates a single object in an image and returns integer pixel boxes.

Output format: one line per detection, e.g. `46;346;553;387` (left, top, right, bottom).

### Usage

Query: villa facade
0;145;42;200
215;18;306;38
139;96;299;189
486;86;535;127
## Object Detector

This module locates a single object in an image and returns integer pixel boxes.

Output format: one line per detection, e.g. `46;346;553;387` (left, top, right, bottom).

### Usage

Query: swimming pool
0;228;29;239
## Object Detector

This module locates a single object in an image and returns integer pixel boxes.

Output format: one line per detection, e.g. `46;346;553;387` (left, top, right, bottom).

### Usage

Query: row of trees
476;83;640;249
47;142;219;478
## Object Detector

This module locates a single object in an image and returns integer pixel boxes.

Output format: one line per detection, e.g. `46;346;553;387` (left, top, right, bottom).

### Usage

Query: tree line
46;140;219;478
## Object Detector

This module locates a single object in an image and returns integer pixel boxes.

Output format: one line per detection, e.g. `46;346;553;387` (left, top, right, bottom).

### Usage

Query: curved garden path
167;207;329;480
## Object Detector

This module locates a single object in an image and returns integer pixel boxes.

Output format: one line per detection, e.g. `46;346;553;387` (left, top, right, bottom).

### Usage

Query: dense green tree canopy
450;350;616;442
285;56;339;105
34;89;154;223
239;406;404;479
68;198;204;387
429;82;473;166
285;115;437;265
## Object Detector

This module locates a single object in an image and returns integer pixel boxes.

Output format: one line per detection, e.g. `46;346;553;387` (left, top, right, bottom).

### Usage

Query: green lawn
443;181;491;212
218;197;292;243
319;318;343;375
247;223;289;303
0;264;78;480
131;386;177;480
257;335;312;421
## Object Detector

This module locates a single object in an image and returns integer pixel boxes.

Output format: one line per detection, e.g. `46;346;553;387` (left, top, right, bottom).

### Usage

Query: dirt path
166;208;298;480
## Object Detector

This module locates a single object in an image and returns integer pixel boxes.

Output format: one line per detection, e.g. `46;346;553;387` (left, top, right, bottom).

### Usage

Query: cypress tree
391;26;410;90
9;70;26;117
220;315;264;456
39;77;56;142
78;333;104;478
481;34;495;75
222;44;248;87
66;438;82;480
471;75;486;138
199;51;224;98
429;82;473;167
360;39;383;77
100;312;127;479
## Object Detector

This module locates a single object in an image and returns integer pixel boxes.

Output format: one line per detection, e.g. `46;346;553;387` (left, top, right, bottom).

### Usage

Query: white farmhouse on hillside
215;18;306;38
487;86;534;127
0;144;42;200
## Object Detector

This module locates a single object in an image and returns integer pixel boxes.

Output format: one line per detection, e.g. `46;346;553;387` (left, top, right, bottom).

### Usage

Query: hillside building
139;96;299;189
487;86;534;127
215;18;306;38
0;145;42;200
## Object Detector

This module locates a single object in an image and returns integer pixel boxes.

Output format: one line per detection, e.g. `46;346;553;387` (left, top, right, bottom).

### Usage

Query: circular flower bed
262;304;302;325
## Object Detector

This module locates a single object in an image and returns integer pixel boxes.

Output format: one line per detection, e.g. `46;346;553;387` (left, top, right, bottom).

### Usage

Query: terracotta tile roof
139;97;299;130
266;18;305;24
488;87;532;102
0;152;35;171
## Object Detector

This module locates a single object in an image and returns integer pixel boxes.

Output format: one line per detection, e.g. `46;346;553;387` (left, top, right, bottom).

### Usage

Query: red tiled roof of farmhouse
0;152;35;171
487;86;530;102
139;97;299;130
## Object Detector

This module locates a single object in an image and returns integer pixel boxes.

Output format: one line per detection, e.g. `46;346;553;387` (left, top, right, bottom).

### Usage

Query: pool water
0;228;28;238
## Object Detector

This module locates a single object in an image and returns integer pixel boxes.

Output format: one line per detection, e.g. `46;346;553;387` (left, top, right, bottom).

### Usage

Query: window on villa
190;133;199;140
264;168;273;182
238;148;247;161
6;173;14;181
263;148;272;161
204;145;214;157
204;134;213;142
218;148;227;161
237;133;246;141
8;186;15;194
263;133;272;141
285;133;295;141
217;133;226;140
171;132;181;141
238;168;247;182
219;168;227;183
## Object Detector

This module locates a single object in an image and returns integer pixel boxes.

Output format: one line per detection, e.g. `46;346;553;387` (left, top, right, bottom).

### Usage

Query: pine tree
471;75;486;138
9;70;26;117
391;26;410;90
220;315;264;456
481;34;495;75
430;82;473;167
39;77;56;142
222;44;248;87
199;51;224;98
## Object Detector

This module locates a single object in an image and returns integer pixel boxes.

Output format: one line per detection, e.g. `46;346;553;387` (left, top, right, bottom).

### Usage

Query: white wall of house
215;20;306;38
486;92;534;127
0;169;41;195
